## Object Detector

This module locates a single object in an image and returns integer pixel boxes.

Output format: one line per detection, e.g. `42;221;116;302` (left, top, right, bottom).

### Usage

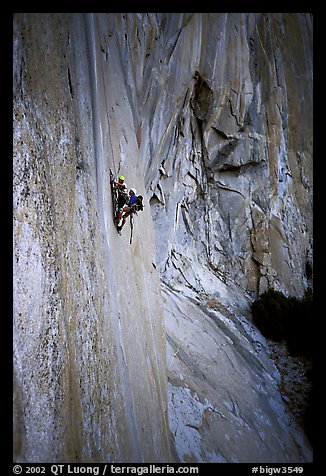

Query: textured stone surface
13;13;170;463
13;13;312;463
145;13;313;299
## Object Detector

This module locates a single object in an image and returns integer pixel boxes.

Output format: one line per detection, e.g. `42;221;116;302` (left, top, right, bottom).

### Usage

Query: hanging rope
103;65;118;176
129;212;134;245
98;16;118;178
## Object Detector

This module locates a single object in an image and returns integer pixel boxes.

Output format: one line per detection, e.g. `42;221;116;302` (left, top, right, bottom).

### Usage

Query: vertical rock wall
141;13;313;299
13;13;170;463
135;12;313;462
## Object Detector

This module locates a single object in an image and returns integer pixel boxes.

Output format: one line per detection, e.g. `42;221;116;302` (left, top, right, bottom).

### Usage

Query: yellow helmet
118;175;125;182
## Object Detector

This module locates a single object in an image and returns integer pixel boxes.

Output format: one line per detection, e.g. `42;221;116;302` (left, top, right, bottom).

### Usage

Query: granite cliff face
13;13;313;463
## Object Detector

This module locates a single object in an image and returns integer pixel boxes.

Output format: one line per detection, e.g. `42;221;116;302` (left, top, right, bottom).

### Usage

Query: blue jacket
128;194;137;206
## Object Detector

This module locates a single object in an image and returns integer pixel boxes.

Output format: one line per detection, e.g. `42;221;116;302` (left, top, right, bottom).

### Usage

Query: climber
111;174;128;196
117;188;144;232
110;174;129;222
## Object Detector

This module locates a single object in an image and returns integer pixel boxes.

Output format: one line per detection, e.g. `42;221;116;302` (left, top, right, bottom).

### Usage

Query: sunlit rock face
13;13;170;463
13;13;312;463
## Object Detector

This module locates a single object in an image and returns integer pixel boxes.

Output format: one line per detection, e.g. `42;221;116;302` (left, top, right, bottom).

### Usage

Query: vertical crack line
67;67;74;99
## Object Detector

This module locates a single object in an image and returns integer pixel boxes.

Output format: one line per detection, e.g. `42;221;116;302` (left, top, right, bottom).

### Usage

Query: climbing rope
97;15;118;177
103;66;118;176
130;212;134;245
